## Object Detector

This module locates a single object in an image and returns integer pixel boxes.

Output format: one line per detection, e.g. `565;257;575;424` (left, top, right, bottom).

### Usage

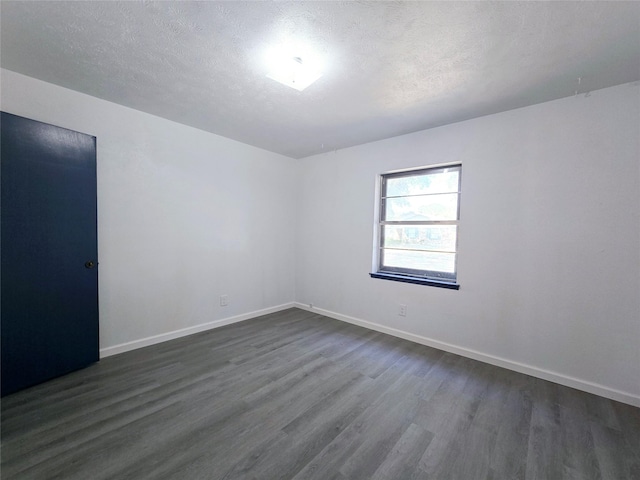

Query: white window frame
372;164;461;289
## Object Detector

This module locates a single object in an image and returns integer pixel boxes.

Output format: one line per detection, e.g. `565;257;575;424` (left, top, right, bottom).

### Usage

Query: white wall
3;68;638;405
296;82;640;404
1;69;297;354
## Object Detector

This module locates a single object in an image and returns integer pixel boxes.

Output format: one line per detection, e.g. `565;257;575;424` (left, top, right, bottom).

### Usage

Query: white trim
385;161;462;175
100;303;295;358
294;303;640;408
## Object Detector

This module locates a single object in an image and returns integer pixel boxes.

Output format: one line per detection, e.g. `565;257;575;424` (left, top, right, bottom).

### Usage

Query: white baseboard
294;303;640;408
100;302;295;358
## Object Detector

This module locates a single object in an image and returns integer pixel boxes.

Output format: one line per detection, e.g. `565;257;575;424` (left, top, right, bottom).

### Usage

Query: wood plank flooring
2;308;638;479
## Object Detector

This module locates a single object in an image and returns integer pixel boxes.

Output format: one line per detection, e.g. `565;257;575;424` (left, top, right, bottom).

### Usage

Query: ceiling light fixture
266;54;322;92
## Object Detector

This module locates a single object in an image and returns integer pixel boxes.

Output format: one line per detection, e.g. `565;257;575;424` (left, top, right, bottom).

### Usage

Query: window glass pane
383;225;457;252
382;249;456;274
384;193;458;221
386;168;459;197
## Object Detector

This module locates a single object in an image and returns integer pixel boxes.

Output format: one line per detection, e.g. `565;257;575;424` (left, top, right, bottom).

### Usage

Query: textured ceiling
1;1;639;159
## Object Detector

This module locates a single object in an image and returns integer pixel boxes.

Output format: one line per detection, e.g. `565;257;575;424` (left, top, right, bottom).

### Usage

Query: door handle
84;261;96;269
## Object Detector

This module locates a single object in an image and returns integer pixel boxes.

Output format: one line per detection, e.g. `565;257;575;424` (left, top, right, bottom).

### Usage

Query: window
371;164;461;289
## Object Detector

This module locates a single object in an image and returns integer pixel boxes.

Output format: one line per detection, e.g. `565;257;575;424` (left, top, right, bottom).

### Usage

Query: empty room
1;1;638;479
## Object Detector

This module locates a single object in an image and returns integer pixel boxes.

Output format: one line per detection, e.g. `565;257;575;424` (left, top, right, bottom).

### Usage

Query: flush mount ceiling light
266;55;323;91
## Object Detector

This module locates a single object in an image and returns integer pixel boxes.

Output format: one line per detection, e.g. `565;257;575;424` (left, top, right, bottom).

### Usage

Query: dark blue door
1;112;99;396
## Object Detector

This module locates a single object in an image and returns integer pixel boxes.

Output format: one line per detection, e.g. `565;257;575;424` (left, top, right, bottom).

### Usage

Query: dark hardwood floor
1;308;638;479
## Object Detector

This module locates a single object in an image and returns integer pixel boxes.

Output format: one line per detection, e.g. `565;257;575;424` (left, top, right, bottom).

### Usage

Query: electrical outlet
220;294;229;306
399;304;407;317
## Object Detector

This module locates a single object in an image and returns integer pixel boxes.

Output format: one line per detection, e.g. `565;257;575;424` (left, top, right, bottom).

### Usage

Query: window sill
369;272;460;290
